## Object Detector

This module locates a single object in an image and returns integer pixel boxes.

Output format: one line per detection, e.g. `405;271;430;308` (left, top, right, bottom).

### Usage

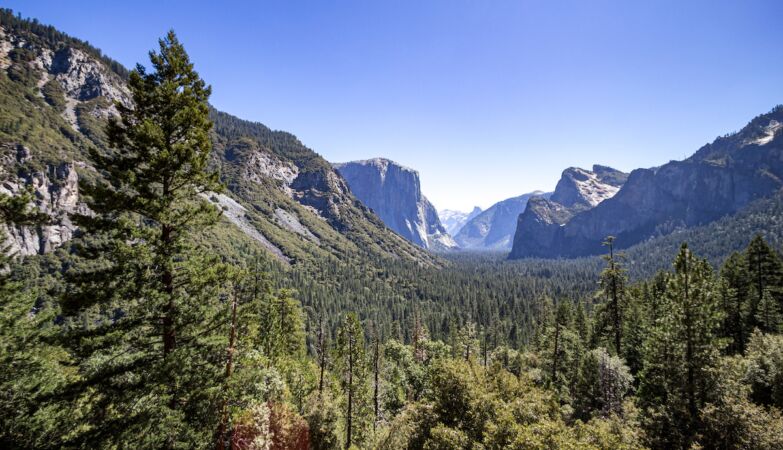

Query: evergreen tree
334;313;370;448
599;236;627;356
622;286;646;376
638;244;724;449
58;31;231;448
746;235;783;329
539;300;580;398
0;191;62;447
719;252;751;354
756;288;782;332
573;347;633;420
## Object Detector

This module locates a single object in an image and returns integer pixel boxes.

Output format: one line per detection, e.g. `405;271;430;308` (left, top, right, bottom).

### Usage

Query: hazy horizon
6;0;782;210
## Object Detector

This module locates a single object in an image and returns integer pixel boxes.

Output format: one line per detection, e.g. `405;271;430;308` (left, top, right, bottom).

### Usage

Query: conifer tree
756;288;782;332
599;236;627;356
719;252;751;354
746;235;783;328
0;191;59;446
59;31;231;448
334;313;370;448
638;244;724;448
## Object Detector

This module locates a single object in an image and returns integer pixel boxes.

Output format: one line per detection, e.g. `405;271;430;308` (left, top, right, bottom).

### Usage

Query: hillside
0;10;435;269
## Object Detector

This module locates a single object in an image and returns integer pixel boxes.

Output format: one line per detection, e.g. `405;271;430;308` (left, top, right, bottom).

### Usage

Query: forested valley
2;11;783;450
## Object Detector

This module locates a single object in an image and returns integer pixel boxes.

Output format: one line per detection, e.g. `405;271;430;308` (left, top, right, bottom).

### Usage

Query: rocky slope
0;12;435;266
510;107;783;259
439;207;482;236
509;166;627;258
334;158;456;250
454;191;549;250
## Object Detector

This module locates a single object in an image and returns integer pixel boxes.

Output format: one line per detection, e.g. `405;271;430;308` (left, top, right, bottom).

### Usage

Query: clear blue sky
7;1;783;211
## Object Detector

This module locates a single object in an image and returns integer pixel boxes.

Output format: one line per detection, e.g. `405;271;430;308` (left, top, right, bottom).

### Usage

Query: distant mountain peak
335;158;456;250
454;191;550;250
439;206;482;236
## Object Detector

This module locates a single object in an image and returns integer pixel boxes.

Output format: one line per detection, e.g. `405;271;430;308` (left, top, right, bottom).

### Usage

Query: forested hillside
1;9;783;450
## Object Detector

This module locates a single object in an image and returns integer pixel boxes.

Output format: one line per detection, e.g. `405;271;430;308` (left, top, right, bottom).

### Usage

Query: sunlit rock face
334;158;456;250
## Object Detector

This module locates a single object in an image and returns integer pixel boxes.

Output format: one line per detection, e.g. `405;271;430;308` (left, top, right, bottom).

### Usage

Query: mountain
453;191;549;250
509;165;628;258
0;12;435;267
333;158;456;250
439;206;482;236
510;107;783;259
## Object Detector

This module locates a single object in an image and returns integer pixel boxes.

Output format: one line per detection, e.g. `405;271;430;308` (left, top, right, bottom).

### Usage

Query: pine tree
457;321;478;362
539;300;579;396
0;191;62;447
756;288;782;332
599;236;627;356
638;244;724;449
746;235;783;329
719;252;751;354
58;31;231;448
371;328;382;430
317;313;329;397
334;313;370;448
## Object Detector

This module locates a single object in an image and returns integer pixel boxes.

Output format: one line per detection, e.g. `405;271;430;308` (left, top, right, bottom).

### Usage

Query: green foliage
334;313;371;448
573;348;633;420
41;79;66;112
637;244;724;449
744;330;783;409
51;31;233;448
0;8;129;79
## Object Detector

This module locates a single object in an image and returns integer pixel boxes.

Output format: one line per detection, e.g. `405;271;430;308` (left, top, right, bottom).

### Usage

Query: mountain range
2;9;783;268
0;15;435;268
509;110;783;259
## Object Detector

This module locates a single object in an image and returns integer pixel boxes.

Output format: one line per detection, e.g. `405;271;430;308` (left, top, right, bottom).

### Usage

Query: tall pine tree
59;31;231;448
638;244;724;449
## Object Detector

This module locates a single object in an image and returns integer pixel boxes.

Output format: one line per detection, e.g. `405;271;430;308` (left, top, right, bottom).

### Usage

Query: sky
6;1;783;211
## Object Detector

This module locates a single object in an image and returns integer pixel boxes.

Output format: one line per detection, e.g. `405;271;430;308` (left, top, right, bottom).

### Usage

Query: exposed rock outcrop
509;165;627;258
334;158;456;250
510;106;783;259
1;145;86;255
0;22;436;266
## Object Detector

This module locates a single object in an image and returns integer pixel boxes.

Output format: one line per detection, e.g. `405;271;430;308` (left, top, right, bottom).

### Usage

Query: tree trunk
610;242;621;355
552;318;560;385
346;334;354;449
373;336;380;431
683;253;697;422
216;283;239;450
318;317;326;396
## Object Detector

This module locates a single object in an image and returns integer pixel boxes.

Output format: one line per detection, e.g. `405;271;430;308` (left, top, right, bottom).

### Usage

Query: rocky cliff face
454;191;548;250
0;20;436;266
510;107;783;259
0;144;87;255
509;165;627;258
334;158;456;250
439;207;482;236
